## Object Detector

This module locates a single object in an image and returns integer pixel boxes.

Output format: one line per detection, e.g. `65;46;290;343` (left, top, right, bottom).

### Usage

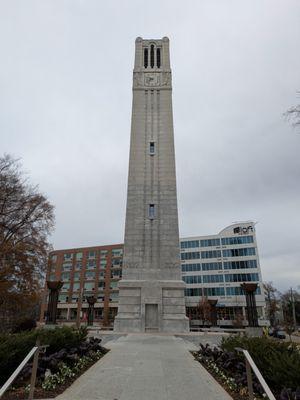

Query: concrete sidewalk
57;334;232;400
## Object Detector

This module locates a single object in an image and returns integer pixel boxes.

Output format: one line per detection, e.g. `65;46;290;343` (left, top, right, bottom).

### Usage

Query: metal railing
235;347;276;400
0;339;47;400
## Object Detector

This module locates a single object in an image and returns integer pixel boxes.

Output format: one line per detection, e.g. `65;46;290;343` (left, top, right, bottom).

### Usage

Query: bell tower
114;37;189;332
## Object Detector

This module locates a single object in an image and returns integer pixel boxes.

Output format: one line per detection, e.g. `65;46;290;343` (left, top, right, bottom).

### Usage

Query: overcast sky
1;0;299;292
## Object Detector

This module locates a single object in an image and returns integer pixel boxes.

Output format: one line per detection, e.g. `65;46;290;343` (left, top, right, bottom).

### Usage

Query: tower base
114;280;189;333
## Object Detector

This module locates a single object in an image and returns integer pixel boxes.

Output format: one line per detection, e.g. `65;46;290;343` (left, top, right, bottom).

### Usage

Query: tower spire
114;37;189;333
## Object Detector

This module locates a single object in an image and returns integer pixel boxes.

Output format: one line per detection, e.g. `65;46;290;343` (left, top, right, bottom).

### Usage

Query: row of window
226;286;261;296
181;239;221;248
59;258;122;272
225;273;259;282
223;248;256;257
62;280;120;292
181;248;256;260
182;272;259;285
58;292;119;303
183;275;202;284
180;236;254;249
223;260;257;269
221;236;254;246
185;286;261;297
52;249;123;263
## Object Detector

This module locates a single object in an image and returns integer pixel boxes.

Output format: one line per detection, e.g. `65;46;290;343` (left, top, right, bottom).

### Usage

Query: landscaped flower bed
192;336;300;400
0;326;109;399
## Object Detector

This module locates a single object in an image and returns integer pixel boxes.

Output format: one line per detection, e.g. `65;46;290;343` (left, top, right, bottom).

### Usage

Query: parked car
273;330;286;339
268;327;286;339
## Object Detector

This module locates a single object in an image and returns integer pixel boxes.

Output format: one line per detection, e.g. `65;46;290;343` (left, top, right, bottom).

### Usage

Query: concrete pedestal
114;280;189;333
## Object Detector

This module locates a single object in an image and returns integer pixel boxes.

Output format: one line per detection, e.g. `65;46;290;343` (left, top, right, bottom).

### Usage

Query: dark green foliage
12;318;37;333
0;326;88;385
221;335;300;396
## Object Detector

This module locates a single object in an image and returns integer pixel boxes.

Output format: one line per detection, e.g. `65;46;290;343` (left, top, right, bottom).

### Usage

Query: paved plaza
57;333;232;400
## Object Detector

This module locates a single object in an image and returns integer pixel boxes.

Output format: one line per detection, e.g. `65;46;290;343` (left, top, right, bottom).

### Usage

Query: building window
58;294;68;303
87;260;96;269
112;248;123;257
76;252;83;260
224;273;259;282
150;44;154;68
98;281;105;289
202;274;224;283
149;204;155;219
61;272;70;281
62;282;70;291
149;141;155;155
181;252;200;260
88;251;96;259
202;262;222;271
222;247;256;258
73;282;80;291
63;253;73;261
181;263;201;272
110;281;118;289
51;254;57;262
200;238;220;247
144;48;148;68
85;271;96;280
221;236;254;246
184;288;202;297
182;275;202;284
203;287;225;296
75;262;82;271
181;240;200;249
84;282;95;291
223;260;257;270
157;48;161;68
201;250;221;259
62;262;72;271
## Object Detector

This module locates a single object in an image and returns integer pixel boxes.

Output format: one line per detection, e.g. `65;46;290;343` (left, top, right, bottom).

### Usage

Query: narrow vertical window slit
150;45;155;68
144;48;148;68
157;48;161;68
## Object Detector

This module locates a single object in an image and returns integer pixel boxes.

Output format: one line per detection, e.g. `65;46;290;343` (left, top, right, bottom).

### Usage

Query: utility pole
291;287;297;328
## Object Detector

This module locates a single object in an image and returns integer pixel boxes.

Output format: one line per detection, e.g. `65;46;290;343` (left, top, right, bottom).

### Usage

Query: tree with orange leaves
0;155;54;331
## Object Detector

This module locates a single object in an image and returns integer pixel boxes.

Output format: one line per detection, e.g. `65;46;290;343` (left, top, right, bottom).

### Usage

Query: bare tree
0;154;54;330
264;282;280;327
284;91;300;129
197;297;212;326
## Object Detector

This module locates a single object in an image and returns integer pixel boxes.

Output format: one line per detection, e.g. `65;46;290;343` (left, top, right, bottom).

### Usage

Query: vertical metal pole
245;358;254;400
28;339;40;400
291;288;297;327
76;288;83;329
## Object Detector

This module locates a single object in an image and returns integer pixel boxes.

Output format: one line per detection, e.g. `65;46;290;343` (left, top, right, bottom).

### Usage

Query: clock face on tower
145;73;160;86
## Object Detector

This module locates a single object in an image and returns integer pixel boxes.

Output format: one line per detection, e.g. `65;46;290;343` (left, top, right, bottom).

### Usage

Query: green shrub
221;335;300;394
0;326;87;385
12;318;37;333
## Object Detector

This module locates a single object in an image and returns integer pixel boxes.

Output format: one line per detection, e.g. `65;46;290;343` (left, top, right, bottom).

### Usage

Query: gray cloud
1;0;299;291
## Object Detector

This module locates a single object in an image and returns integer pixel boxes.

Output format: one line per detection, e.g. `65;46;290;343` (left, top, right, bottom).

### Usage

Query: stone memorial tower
114;37;189;332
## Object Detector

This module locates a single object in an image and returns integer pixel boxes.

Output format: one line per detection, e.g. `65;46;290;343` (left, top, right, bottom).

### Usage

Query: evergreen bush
0;326;87;385
221;335;300;395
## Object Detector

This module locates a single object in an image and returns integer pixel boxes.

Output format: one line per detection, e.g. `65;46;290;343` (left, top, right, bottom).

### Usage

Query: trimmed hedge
221;335;300;396
0;326;87;385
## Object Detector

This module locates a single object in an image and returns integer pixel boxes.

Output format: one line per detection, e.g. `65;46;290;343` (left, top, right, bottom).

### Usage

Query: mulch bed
191;351;262;400
2;349;109;400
